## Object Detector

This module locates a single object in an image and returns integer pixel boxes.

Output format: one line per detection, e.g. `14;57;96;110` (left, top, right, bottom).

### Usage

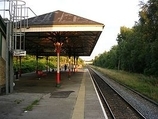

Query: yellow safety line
72;72;85;119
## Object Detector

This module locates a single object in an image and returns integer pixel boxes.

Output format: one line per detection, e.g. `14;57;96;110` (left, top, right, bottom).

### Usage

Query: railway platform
0;68;106;119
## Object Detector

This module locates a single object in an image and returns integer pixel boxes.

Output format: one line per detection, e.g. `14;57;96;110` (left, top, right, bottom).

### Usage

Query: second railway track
88;67;146;119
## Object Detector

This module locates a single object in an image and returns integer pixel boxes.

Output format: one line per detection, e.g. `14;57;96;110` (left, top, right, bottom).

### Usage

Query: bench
37;70;47;78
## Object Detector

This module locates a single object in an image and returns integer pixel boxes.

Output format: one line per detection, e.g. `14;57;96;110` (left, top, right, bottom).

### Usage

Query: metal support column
9;52;13;93
76;56;79;72
36;54;38;74
73;55;76;73
19;56;22;77
54;42;62;87
5;22;9;94
1;0;37;94
57;50;60;85
46;56;48;73
68;56;71;79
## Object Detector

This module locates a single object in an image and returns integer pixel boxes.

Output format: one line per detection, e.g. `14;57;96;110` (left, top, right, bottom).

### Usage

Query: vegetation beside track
91;65;158;103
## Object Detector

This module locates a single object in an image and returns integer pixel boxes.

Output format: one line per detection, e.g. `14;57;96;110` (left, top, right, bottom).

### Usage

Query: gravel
93;70;158;119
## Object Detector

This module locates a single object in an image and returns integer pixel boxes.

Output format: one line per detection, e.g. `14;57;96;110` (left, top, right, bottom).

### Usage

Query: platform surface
0;68;106;119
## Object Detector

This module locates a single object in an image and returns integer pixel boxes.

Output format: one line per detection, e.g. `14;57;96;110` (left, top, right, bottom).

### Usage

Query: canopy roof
15;10;104;57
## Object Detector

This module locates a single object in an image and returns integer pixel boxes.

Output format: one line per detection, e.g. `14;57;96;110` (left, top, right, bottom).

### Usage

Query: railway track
88;67;146;119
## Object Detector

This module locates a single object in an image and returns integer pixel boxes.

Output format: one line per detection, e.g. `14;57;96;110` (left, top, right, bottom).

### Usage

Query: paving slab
0;68;106;119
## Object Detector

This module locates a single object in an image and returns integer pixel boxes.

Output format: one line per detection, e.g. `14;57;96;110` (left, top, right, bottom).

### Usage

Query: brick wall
0;57;6;86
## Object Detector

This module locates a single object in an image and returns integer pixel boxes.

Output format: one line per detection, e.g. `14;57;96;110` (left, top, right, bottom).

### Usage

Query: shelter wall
0;57;5;86
0;16;6;93
0;35;6;86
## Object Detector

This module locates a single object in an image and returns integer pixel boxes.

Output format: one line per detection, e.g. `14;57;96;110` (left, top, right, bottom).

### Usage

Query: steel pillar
54;42;62;87
73;55;76;73
68;56;71;79
56;51;60;85
19;56;22;77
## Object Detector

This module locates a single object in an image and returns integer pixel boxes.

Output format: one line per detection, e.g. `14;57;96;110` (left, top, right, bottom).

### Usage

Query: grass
92;66;158;103
24;99;40;111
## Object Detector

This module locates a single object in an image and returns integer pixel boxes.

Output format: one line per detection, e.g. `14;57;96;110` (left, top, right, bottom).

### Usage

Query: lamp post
54;42;63;87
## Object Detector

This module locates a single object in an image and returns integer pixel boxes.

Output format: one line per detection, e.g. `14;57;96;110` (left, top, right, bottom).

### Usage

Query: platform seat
37;70;47;77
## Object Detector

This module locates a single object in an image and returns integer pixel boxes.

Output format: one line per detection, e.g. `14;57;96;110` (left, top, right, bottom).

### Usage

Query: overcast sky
0;0;148;60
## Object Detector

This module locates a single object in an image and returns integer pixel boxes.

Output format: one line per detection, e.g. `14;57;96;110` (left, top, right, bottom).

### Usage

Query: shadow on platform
13;70;84;94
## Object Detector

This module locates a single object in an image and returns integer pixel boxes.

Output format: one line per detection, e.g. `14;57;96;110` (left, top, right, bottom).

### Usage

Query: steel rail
88;67;146;119
90;70;116;119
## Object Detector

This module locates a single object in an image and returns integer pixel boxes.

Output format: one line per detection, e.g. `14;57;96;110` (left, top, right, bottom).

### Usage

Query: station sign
13;50;26;56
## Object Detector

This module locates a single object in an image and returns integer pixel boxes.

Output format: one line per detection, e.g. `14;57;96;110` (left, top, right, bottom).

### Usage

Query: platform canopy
15;10;104;57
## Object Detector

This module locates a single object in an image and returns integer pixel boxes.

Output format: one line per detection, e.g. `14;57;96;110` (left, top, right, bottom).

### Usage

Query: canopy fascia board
14;25;104;32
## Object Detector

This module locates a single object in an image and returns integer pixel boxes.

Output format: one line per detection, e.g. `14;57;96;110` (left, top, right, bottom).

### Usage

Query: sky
0;0;148;60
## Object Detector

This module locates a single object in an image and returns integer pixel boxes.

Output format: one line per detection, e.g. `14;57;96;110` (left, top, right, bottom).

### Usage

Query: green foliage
93;0;158;77
92;66;158;102
13;55;54;73
13;55;84;74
